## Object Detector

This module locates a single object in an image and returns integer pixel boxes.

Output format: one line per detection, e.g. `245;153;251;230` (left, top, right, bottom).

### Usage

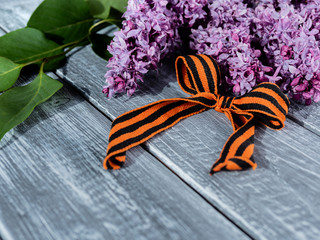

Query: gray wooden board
1;1;320;239
0;69;249;239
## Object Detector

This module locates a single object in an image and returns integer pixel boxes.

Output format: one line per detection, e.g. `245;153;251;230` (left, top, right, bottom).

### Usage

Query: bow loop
233;82;290;130
176;55;221;95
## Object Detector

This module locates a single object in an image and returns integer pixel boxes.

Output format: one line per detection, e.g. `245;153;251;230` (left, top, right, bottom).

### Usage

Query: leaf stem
40;60;46;73
89;19;110;35
88;19;120;35
20;35;89;68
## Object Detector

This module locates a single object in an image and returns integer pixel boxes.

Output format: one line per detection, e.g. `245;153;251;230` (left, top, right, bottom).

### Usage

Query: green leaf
86;0;127;19
90;33;112;60
0;28;65;71
0;67;63;140
0;57;23;91
27;0;94;44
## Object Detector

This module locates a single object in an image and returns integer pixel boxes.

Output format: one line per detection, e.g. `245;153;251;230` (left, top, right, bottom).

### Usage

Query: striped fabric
104;54;290;175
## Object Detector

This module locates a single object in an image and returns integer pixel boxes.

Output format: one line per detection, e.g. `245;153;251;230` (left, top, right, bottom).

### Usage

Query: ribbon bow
104;55;289;174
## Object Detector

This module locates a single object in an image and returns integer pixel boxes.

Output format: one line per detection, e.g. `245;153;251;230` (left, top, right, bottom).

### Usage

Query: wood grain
0;70;249;240
1;1;320;239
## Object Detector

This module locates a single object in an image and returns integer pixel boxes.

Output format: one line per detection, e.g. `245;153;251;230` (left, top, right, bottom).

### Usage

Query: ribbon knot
214;96;234;113
104;54;290;175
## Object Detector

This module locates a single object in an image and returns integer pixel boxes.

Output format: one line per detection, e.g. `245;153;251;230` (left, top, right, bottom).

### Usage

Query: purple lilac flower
103;0;208;98
103;0;181;98
253;1;320;104
170;0;208;27
189;0;272;96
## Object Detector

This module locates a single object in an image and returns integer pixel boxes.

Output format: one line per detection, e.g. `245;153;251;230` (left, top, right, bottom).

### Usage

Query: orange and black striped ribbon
104;55;290;174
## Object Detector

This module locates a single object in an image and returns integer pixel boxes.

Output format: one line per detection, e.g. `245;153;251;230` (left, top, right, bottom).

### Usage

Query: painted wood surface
53;45;320;239
43;38;320;239
55;22;320;240
0;3;250;240
0;70;249;240
1;1;320;240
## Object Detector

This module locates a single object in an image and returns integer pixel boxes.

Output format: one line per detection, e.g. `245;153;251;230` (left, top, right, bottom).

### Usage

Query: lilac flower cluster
253;0;320;104
103;0;208;98
103;0;181;98
170;0;208;27
189;0;273;95
104;0;320;104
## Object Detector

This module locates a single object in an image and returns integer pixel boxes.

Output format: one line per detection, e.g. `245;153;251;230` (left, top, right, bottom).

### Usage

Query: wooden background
1;1;320;239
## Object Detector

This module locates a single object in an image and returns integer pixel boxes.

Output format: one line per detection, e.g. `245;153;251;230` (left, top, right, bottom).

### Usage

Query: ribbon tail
104;152;126;170
210;117;257;175
104;99;207;170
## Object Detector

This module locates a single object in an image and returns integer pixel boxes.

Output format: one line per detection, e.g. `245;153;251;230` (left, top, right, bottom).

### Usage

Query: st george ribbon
104;55;290;175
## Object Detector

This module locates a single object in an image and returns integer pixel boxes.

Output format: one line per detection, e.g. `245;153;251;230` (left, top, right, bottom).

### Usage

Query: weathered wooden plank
0;72;249;239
